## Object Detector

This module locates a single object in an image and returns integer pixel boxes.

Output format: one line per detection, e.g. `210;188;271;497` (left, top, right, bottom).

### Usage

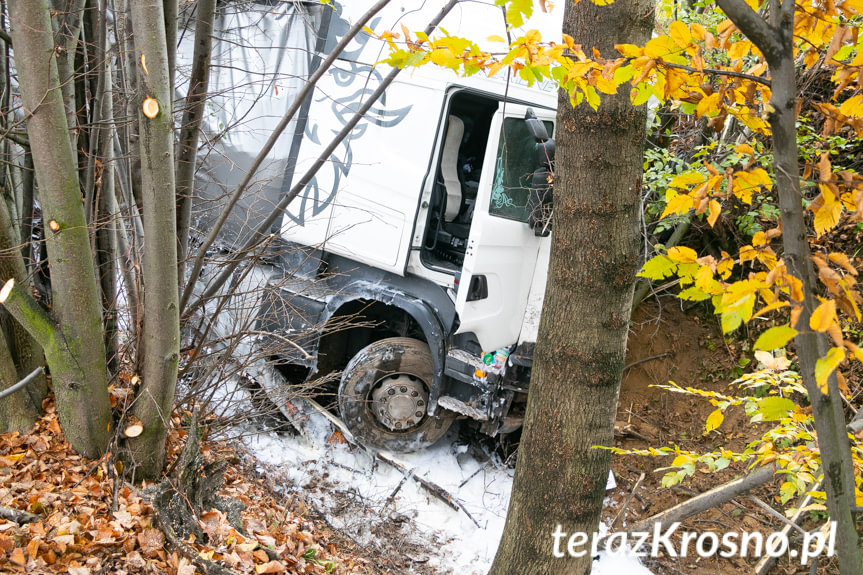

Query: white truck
188;0;560;451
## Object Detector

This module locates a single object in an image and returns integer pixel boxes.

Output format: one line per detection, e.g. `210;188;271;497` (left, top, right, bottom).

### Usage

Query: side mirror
524;108;554;237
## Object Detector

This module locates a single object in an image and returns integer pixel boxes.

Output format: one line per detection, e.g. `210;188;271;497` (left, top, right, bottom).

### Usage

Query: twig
383;469;414;511
754;481;822;575
623;353;670;372
0;505;40;524
610;472;645;529
659;60;772;87
458;467;483;488
0;367;44;400
302;398;475;519
748;495;807;536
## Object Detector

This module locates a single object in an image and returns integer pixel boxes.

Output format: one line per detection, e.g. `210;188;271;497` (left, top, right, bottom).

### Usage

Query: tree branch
660;61;771;87
0;279;62;356
623;465;775;535
716;0;782;62
0;367;44;400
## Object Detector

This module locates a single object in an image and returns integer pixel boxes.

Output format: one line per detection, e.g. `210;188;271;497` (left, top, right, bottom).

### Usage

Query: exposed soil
605;300;840;575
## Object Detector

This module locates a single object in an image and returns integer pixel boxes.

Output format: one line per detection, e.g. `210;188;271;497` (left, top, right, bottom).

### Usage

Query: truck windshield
489;117;554;223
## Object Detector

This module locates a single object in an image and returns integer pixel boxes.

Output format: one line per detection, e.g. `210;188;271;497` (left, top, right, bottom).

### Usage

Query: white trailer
186;0;561;450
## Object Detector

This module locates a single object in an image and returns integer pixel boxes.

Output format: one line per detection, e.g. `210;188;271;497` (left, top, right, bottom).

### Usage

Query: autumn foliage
0;400;366;574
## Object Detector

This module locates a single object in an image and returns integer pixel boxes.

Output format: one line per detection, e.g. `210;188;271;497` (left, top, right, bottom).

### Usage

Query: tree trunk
49;0;85;171
6;0;112;458
175;0;215;290
714;0;862;571
489;1;653;573
125;0;180;479
95;58;118;377
0;199;44;432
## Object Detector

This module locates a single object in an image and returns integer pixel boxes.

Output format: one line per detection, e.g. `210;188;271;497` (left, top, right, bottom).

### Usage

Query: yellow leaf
487;35;507;43
707;199;721;227
717;252;733;279
690;23;707;41
661;190;694;219
669;171;706;188
594;74;620;94
696;93;720;118
810;299;837;332
695;264;714;291
727;40;752;60
828;252;858;275
671;454;692;467
644;35;680;60
839;94;863;118
667;245;698;263
814;347;845;394
616;44;643;58
669;21;692;48
813;188;843;236
734;143;754;155
705;408;724;432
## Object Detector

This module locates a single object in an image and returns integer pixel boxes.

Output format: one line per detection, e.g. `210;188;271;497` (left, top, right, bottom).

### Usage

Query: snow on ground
192;271;654;573
227;390;654;574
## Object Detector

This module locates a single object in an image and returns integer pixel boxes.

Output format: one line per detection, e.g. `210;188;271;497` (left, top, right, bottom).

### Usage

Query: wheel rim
369;373;428;432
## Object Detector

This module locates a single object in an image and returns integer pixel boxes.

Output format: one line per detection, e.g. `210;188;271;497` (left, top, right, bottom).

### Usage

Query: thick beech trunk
6;0;112;458
489;1;653;573
125;0;180;479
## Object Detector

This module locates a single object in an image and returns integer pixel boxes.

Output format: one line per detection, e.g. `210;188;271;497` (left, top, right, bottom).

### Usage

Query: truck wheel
338;337;454;452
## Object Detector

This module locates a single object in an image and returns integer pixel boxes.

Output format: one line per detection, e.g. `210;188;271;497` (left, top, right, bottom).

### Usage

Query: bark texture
489;1;653;573
126;0;180;479
7;0;111;458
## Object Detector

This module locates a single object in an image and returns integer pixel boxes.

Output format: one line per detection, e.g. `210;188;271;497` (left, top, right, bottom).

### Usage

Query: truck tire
338;337;455;452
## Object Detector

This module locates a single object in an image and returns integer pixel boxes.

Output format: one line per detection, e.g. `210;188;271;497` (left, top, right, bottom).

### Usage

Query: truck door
454;103;555;351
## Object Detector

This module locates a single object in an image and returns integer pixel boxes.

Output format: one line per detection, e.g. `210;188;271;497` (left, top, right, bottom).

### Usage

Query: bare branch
716;0;782;62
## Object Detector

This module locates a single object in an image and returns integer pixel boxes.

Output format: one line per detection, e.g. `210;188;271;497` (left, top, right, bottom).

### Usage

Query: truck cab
187;0;561;451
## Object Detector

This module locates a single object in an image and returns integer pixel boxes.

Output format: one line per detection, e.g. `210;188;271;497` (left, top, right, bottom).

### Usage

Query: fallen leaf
256;560;286;573
9;547;26;565
137;528;165;558
177;557;196;575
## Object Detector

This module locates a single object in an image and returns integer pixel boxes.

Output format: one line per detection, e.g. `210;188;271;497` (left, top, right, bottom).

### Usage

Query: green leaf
679;286;711;301
753;326;798;351
721;309;744;333
755;396;796;421
638;255;676;280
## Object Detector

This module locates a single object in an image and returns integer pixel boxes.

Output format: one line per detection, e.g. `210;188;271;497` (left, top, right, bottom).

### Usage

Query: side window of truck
489;118;554;222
